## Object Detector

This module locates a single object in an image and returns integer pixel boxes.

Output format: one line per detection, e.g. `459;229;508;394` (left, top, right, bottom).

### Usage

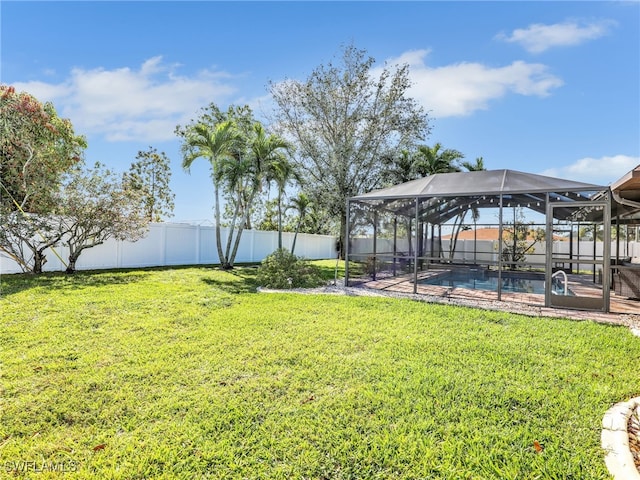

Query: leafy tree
379;150;420;255
0;85;86;213
270;44;430;257
218;122;290;265
125;147;175;222
299;204;334;236
382;143;467;258
579;225;608;241
381;150;417;187
61;163;148;273
255;198;281;232
236;123;291;255
0;86;86;273
413;143;463;177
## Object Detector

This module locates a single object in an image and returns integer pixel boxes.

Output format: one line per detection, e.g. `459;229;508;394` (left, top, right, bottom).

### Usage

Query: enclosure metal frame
345;170;614;312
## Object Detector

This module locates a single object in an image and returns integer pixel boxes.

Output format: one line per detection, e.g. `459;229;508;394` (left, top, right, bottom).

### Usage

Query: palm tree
413;143;464;176
448;157;486;259
217;152;254;264
266;154;299;249
380;150;421;255
182;121;241;269
228;123;290;262
381;150;418;186
411;143;464;258
288;192;311;255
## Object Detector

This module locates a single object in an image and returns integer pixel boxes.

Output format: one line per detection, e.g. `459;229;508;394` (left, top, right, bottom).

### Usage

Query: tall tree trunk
213;183;228;269
291;219;301;255
277;192;283;250
223;186;244;267
449;211;467;260
229;186;260;267
338;207;347;260
65;243;89;274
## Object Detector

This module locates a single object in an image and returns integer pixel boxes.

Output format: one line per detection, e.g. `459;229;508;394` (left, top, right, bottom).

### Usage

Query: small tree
61;163;148;273
124;147;175;222
500;208;545;270
256;248;324;289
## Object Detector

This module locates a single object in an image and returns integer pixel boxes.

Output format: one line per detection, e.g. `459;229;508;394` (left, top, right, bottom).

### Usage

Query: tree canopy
125;147;175;222
0;85;86;213
269;45;431;255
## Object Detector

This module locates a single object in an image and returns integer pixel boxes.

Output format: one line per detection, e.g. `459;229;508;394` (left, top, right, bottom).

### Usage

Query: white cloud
382;50;563;117
541;155;639;185
12;80;73;100
496;20;616;54
12;56;239;142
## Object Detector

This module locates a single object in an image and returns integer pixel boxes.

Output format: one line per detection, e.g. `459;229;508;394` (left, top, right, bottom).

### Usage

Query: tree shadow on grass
199;266;259;295
310;259;345;283
1;263;326;298
0;268;151;297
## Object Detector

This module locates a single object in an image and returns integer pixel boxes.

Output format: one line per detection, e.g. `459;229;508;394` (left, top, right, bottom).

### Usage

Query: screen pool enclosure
345;168;640;313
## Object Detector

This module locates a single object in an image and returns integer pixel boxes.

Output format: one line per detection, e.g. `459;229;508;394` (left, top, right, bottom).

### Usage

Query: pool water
419;270;570;295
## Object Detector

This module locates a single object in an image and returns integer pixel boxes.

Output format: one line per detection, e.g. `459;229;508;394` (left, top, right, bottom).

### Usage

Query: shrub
365;255;388;277
257;248;325;289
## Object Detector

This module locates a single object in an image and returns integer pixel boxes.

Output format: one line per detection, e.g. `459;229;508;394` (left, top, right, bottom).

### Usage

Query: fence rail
0;223;337;274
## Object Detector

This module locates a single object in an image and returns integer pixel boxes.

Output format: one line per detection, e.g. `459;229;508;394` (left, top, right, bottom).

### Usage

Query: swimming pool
419;269;571;295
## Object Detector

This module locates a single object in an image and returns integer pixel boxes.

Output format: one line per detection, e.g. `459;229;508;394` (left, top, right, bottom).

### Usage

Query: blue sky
2;1;639;223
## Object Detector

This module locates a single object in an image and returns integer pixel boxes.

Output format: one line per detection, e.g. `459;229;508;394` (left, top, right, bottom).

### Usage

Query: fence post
160;224;167;266
249;229;255;262
195;225;201;264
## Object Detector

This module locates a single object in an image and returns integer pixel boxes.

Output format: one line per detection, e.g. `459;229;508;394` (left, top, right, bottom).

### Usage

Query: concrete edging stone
602;396;640;480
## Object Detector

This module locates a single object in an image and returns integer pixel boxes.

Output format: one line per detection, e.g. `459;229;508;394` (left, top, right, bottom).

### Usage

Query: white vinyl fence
350;237;640;270
0;223;337;274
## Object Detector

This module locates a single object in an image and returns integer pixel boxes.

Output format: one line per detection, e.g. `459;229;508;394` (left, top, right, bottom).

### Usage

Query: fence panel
0;223;337;274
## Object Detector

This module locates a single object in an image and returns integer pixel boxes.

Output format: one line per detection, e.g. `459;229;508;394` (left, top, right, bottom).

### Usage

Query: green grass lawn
1;265;638;479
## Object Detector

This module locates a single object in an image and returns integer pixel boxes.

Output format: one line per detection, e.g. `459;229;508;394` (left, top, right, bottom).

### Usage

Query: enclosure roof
352;169;604;200
610;164;640;221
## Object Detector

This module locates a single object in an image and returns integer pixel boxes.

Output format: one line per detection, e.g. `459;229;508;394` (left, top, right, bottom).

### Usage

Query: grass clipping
257;248;325;289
